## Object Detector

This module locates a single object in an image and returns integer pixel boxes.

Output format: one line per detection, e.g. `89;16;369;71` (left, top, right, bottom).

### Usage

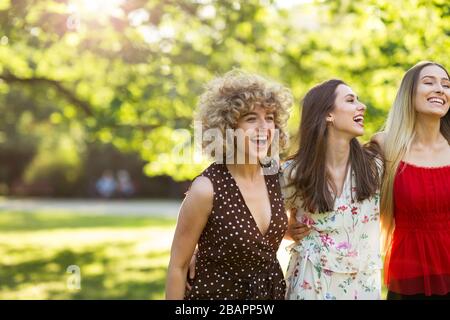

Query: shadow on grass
0;211;175;231
0;244;169;299
0;211;174;299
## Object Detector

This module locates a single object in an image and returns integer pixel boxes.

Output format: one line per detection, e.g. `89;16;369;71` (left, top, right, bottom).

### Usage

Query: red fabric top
385;161;450;296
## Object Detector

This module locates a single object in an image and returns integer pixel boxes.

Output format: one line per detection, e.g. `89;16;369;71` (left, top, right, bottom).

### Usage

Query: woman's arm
370;131;386;155
284;207;311;241
279;163;311;242
165;176;213;299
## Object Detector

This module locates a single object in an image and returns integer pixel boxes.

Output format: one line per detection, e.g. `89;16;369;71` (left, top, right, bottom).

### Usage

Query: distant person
117;170;134;198
96;170;116;198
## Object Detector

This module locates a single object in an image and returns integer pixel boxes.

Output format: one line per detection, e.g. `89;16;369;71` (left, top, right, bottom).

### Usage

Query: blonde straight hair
380;61;450;253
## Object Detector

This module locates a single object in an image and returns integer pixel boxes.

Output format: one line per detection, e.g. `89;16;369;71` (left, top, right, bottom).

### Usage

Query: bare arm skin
165;176;213;299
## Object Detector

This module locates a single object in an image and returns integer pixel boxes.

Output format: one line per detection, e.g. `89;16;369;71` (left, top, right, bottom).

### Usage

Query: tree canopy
1;0;449;182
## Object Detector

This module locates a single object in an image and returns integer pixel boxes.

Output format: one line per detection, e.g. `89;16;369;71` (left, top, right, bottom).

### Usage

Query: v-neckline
332;163;352;201
223;164;273;238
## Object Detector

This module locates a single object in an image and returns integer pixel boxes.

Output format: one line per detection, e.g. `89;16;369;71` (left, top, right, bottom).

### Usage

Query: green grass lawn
0;211;175;299
0;210;387;300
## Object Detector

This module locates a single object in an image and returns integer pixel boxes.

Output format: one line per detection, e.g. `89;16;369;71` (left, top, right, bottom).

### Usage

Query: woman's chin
243;152;267;164
417;107;449;118
350;127;365;138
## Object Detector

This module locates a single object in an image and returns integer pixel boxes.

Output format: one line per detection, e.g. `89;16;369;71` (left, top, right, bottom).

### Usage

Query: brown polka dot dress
185;163;287;300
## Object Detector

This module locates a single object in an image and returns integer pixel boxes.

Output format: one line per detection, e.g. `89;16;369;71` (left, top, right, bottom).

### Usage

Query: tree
1;0;448;182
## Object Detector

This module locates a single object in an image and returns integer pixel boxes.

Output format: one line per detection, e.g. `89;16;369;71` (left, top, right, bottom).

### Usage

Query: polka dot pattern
185;163;288;300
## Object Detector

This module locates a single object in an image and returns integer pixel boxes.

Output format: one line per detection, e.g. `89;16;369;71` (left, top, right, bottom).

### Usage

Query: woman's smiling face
235;105;276;164
414;65;450;118
328;84;367;138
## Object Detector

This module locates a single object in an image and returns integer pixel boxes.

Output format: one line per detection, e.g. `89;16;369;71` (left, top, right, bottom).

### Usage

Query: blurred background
0;0;448;299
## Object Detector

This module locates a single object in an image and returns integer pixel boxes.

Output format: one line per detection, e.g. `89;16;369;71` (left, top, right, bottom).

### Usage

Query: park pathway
0;198;182;218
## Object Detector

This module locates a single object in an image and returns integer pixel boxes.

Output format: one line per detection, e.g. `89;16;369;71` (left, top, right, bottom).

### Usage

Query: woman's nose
259;118;270;129
434;82;444;94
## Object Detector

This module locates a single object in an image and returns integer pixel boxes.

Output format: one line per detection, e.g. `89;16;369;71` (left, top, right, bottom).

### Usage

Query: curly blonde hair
195;69;293;159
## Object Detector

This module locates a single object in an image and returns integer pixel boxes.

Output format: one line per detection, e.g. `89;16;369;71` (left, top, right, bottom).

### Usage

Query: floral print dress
280;160;382;300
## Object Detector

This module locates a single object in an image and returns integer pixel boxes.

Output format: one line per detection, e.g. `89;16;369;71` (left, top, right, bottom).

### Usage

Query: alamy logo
66;265;81;291
169;121;281;173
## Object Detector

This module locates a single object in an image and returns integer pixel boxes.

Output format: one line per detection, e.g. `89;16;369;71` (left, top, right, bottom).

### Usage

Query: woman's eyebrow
345;93;358;99
421;75;450;81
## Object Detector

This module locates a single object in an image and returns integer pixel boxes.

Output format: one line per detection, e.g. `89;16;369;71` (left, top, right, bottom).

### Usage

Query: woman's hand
185;247;198;291
286;208;312;242
288;222;312;242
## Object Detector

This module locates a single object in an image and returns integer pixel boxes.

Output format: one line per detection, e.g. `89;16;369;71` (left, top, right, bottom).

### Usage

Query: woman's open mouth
353;115;364;127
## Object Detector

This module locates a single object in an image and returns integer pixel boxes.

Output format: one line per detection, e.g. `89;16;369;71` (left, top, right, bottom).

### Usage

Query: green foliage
0;0;449;181
24;133;83;187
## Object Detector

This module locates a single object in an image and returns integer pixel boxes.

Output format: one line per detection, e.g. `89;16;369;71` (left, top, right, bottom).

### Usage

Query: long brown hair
287;79;381;213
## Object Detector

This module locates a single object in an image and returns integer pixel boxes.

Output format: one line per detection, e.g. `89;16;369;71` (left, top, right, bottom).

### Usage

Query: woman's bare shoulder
371;131;386;151
188;176;214;200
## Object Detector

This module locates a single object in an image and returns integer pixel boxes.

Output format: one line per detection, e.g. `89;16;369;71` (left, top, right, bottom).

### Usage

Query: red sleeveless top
385;161;450;296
